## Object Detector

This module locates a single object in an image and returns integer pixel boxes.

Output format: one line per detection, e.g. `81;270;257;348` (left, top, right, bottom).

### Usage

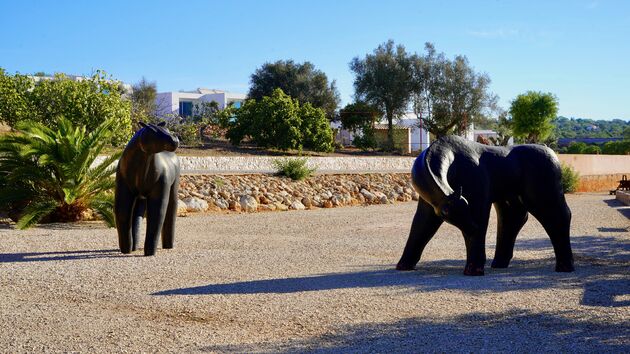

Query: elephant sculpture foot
463;263;485;276
555;260;575;272
395;263;416;271
490;258;510;268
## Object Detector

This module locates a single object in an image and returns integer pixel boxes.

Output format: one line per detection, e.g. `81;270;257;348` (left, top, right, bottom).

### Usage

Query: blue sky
1;0;629;120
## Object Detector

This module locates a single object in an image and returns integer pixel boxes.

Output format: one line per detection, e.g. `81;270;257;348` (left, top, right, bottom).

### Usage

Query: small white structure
466;123;514;146
395;113;431;152
333;112;431;153
156;88;246;118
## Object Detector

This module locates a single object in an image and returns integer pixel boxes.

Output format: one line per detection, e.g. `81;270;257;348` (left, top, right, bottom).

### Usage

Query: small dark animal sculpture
397;135;574;275
115;122;180;256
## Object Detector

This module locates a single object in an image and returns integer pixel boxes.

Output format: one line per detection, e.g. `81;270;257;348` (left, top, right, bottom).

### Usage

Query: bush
582;145;601;154
560;163;580;194
566;141;587;154
273;157;316;181
601;140;630;155
0;69;132;146
301;103;335;152
165;120;200;146
226;88;334;152
352;130;378;150
0;117;120;229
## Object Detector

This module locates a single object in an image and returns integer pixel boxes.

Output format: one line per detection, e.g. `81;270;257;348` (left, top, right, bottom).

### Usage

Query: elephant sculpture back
115;122;181;256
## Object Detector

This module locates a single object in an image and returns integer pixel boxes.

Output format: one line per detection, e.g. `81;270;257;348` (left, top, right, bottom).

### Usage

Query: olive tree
350;40;414;150
411;43;496;137
509;91;559;143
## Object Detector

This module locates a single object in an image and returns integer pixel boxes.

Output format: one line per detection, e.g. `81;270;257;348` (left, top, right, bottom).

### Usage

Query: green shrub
560;163;580;194
582;145;601;154
566;141;587;154
273;157;316;181
0;69;132;146
165;120;201;146
0;117;120;229
227;88;334;152
300;103;335;152
601;140;630;155
352;130;378;151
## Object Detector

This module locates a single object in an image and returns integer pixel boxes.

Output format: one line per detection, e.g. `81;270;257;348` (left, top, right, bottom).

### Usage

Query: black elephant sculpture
115;122;180;256
397;135;574;275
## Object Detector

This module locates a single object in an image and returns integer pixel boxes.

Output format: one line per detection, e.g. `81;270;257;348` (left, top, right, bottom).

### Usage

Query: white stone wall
96;156;416;174
180;156;416;174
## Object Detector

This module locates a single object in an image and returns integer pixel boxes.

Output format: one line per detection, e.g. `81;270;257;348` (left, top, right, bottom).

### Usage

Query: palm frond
0;116;122;228
16;198;58;230
88;194;115;227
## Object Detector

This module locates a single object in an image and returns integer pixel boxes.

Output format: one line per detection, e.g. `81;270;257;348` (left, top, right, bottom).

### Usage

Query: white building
395;113;431;152
465;123;514;146
156;88;246;118
334;112;431;153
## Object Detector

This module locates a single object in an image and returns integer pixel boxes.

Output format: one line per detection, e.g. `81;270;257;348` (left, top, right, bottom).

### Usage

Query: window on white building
179;101;193;117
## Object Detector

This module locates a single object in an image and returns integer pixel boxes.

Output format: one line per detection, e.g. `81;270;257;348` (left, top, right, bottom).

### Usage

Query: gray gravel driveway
0;193;628;353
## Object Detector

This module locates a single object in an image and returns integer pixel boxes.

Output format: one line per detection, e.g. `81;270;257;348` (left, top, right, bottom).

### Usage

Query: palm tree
0;117;122;229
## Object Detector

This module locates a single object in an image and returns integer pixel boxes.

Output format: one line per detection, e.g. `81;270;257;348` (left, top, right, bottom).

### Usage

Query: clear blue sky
1;0;629;120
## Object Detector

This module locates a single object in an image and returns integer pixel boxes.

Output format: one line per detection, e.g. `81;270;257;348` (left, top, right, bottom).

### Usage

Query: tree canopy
349;40;414;149
248;60;340;120
339;101;382;150
411;43;496;137
509;91;558;143
130;77;157;125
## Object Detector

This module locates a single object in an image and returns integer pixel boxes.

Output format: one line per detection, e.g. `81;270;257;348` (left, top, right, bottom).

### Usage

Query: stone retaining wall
616;190;630;206
177;173;419;214
96;153;629;193
578;174;628;193
178;156;415;174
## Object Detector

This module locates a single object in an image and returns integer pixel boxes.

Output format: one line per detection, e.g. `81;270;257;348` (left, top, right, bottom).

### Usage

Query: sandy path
0;193;628;353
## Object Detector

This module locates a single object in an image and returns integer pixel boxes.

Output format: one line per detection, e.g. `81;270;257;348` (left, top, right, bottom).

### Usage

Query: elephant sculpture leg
115;179;135;254
131;198;146;252
161;180;178;249
491;200;528;269
528;197;574;272
396;198;443;270
462;203;491;276
144;187;170;256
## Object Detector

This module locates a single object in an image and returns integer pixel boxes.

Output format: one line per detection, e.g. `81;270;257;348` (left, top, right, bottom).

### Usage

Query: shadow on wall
200;309;630;353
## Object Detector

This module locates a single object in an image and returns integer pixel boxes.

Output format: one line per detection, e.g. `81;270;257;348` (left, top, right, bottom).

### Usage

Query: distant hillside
554;116;630;139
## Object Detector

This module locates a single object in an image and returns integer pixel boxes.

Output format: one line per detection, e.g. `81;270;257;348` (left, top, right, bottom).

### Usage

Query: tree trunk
387;113;395;151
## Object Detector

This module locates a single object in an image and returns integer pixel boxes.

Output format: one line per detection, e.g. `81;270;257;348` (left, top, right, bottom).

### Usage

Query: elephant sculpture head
438;187;478;235
137;121;179;154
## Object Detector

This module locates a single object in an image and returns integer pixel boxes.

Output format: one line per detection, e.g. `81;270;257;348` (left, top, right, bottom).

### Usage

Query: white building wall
155;92;177;116
155;89;246;117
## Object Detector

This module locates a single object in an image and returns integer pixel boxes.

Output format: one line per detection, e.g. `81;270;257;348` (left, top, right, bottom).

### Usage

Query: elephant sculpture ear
157;121;166;127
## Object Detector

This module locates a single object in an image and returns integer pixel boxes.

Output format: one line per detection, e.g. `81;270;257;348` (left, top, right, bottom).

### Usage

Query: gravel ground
1;193;628;353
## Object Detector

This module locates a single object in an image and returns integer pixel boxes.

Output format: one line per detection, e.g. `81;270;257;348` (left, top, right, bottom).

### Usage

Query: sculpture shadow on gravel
200;310;629;353
153;235;628;308
0;249;125;263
